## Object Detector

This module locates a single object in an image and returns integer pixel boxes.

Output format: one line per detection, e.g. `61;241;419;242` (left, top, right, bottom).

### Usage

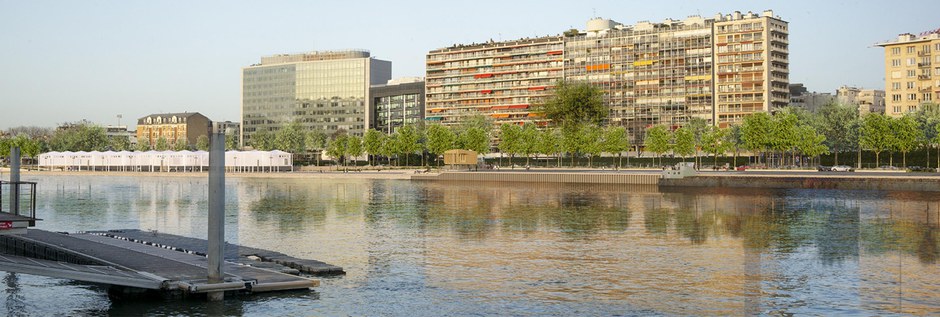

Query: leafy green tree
741;112;773;165
860;113;893;167
362;129;383;166
673;127;695;162
518;123;539;167
195;135;210;151
346;135;363;166
561;124;585;167
726;125;743;167
250;129;275;151
602;126;630;168
685;117;709;167
537;128;562;167
770;111;799;166
172;138;188;151
109;136;130;151
0;135;41;159
48;123;108;152
225;133;239;150
137;139;151;152
326;134;349;167
817;103;858;165
381;133;402;166
540;80;607;128
700;126;729;167
397;125;421;166
892;115;922;167
275;121;306;154
645;125;672;166
581;124;603;167
459;127;489;154
154;136;170;151
794;125;828;166
305;130;328;165
498;124;523;167
425;124;455;166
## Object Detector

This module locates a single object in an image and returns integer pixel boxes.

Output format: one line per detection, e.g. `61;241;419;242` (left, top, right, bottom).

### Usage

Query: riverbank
10;169;416;180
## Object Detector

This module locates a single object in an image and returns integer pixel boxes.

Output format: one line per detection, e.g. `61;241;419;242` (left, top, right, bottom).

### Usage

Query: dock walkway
0;229;337;296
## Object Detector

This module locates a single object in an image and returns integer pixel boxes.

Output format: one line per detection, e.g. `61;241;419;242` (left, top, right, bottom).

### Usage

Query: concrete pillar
9;147;20;215
207;131;225;301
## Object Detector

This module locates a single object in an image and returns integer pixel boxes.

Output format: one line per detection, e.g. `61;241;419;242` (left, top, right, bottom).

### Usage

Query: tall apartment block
426;10;788;140
876;30;940;117
241;50;391;146
425;37;564;127
370;77;426;134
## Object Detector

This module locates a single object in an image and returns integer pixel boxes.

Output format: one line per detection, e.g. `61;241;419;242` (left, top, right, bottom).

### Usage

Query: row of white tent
38;150;293;172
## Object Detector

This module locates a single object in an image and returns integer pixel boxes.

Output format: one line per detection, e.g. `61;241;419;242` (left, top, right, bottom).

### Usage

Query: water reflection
6;175;940;315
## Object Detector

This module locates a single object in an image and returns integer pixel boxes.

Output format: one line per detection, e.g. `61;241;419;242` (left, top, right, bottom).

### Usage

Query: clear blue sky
1;0;938;130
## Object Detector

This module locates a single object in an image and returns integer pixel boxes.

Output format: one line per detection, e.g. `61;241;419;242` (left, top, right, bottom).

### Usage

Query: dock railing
0;181;39;226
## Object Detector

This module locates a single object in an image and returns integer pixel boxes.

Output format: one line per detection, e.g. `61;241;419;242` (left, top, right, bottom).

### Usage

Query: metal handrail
0;181;38;225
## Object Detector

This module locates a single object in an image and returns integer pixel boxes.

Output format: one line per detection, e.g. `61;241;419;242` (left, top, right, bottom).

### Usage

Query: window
909;93;917;101
908;82;915;89
925;93;933;101
908;70;917;77
907;58;916;66
892;94;902;101
892;82;901;90
892;59;901;67
892;47;901;55
907;46;915;53
910;105;918;112
894;106;901;113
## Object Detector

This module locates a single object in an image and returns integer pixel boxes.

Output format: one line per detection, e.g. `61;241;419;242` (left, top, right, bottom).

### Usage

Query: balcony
918;51;931;57
918;62;931;68
918;75;932;80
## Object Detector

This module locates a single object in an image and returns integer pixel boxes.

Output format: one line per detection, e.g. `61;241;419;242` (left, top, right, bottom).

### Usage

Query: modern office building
876;30;940;117
241;50;391;146
836;86;886;115
425;36;564;127
426;10;788;143
136;112;211;148
370;77;425;134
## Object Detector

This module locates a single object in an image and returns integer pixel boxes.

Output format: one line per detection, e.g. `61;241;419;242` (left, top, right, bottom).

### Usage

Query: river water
1;175;938;316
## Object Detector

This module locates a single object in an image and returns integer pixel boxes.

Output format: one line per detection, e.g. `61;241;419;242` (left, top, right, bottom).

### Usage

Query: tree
770;111;799;167
326;134;349;167
172;138;188;151
362;129;384;166
0;135;41;159
817;103;858;165
537;128;562;167
381;133;402;166
561;124;585;167
602;126;630;168
540;80;607;128
498;124;522;168
726;125;743;167
892;115;922;167
250;129;275;151
459;127;489;154
794;125;828;166
672;127;695;162
109;136;130;151
48;123;108;152
644;125;672;166
581;124;603;167
225;133;239;151
518;123;539;167
346;135;363;166
136;140;151;152
860;113;893;167
154;137;170;151
275;121;306;154
741;112;773;165
425;124;455;166
685;117;709;167
195;135;210;151
397;125;421;166
700;126;729;167
305;130;328;165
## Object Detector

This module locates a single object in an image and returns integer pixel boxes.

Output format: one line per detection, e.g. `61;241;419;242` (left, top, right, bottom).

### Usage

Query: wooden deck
0;229;338;296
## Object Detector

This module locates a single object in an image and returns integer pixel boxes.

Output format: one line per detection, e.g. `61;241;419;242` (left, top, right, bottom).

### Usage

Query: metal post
9;147;20;215
207;130;225;301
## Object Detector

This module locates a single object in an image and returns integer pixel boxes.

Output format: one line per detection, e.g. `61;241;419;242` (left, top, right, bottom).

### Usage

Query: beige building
425;37;564;127
836;86;886;115
136;112;211;148
877;30;940;116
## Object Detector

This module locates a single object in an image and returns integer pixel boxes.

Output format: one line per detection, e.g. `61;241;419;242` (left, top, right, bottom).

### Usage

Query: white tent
38;150;293;172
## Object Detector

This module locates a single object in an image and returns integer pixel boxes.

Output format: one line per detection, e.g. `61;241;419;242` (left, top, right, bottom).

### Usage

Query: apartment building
425;37;564;127
426;10;788;142
877;30;940;116
241;50;391;145
136;112;211;148
837;86;886;115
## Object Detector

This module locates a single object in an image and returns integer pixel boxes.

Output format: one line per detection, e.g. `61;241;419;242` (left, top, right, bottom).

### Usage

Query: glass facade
371;80;425;134
241;50;391;146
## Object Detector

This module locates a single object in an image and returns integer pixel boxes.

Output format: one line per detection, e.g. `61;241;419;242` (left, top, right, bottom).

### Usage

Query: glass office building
241;50;391;146
370;77;425;134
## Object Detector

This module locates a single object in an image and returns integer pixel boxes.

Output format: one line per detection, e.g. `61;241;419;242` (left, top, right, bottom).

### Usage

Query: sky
1;0;938;130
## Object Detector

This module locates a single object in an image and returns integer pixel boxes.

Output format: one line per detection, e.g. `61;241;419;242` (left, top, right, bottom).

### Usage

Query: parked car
736;165;750;171
831;165;855;172
906;166;935;172
817;165;832;171
879;165;899;170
